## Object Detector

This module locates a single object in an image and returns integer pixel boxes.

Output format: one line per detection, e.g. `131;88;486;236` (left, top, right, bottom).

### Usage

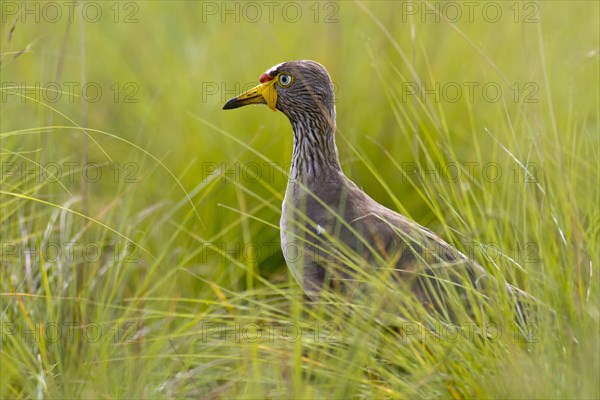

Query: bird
223;60;527;319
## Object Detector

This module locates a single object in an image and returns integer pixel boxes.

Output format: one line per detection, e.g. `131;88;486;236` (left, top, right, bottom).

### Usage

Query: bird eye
278;73;293;87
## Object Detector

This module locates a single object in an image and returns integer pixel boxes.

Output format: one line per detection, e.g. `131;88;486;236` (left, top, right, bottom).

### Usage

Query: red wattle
259;73;273;83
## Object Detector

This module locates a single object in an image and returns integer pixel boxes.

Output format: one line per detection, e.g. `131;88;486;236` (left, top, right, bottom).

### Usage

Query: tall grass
1;2;598;398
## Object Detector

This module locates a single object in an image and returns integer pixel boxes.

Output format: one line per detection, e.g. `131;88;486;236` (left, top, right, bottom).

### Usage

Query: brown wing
300;178;487;314
287;175;530;322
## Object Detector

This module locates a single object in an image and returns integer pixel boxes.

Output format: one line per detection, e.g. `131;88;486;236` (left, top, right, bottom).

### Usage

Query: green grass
1;1;598;398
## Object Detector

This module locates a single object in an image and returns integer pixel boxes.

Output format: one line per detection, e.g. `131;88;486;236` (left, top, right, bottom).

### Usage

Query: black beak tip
222;98;239;110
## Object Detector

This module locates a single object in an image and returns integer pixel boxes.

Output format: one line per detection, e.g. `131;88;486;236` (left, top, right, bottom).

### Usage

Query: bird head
223;60;336;130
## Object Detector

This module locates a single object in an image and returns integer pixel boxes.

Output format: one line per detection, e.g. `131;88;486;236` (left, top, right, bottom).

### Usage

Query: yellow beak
222;80;278;112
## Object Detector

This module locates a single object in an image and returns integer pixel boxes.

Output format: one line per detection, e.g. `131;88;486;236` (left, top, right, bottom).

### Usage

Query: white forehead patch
266;62;285;75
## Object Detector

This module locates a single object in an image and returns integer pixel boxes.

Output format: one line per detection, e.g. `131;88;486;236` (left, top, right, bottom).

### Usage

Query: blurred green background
1;1;598;398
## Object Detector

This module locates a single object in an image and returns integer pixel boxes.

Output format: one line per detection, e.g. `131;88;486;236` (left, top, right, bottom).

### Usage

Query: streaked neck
289;119;341;181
